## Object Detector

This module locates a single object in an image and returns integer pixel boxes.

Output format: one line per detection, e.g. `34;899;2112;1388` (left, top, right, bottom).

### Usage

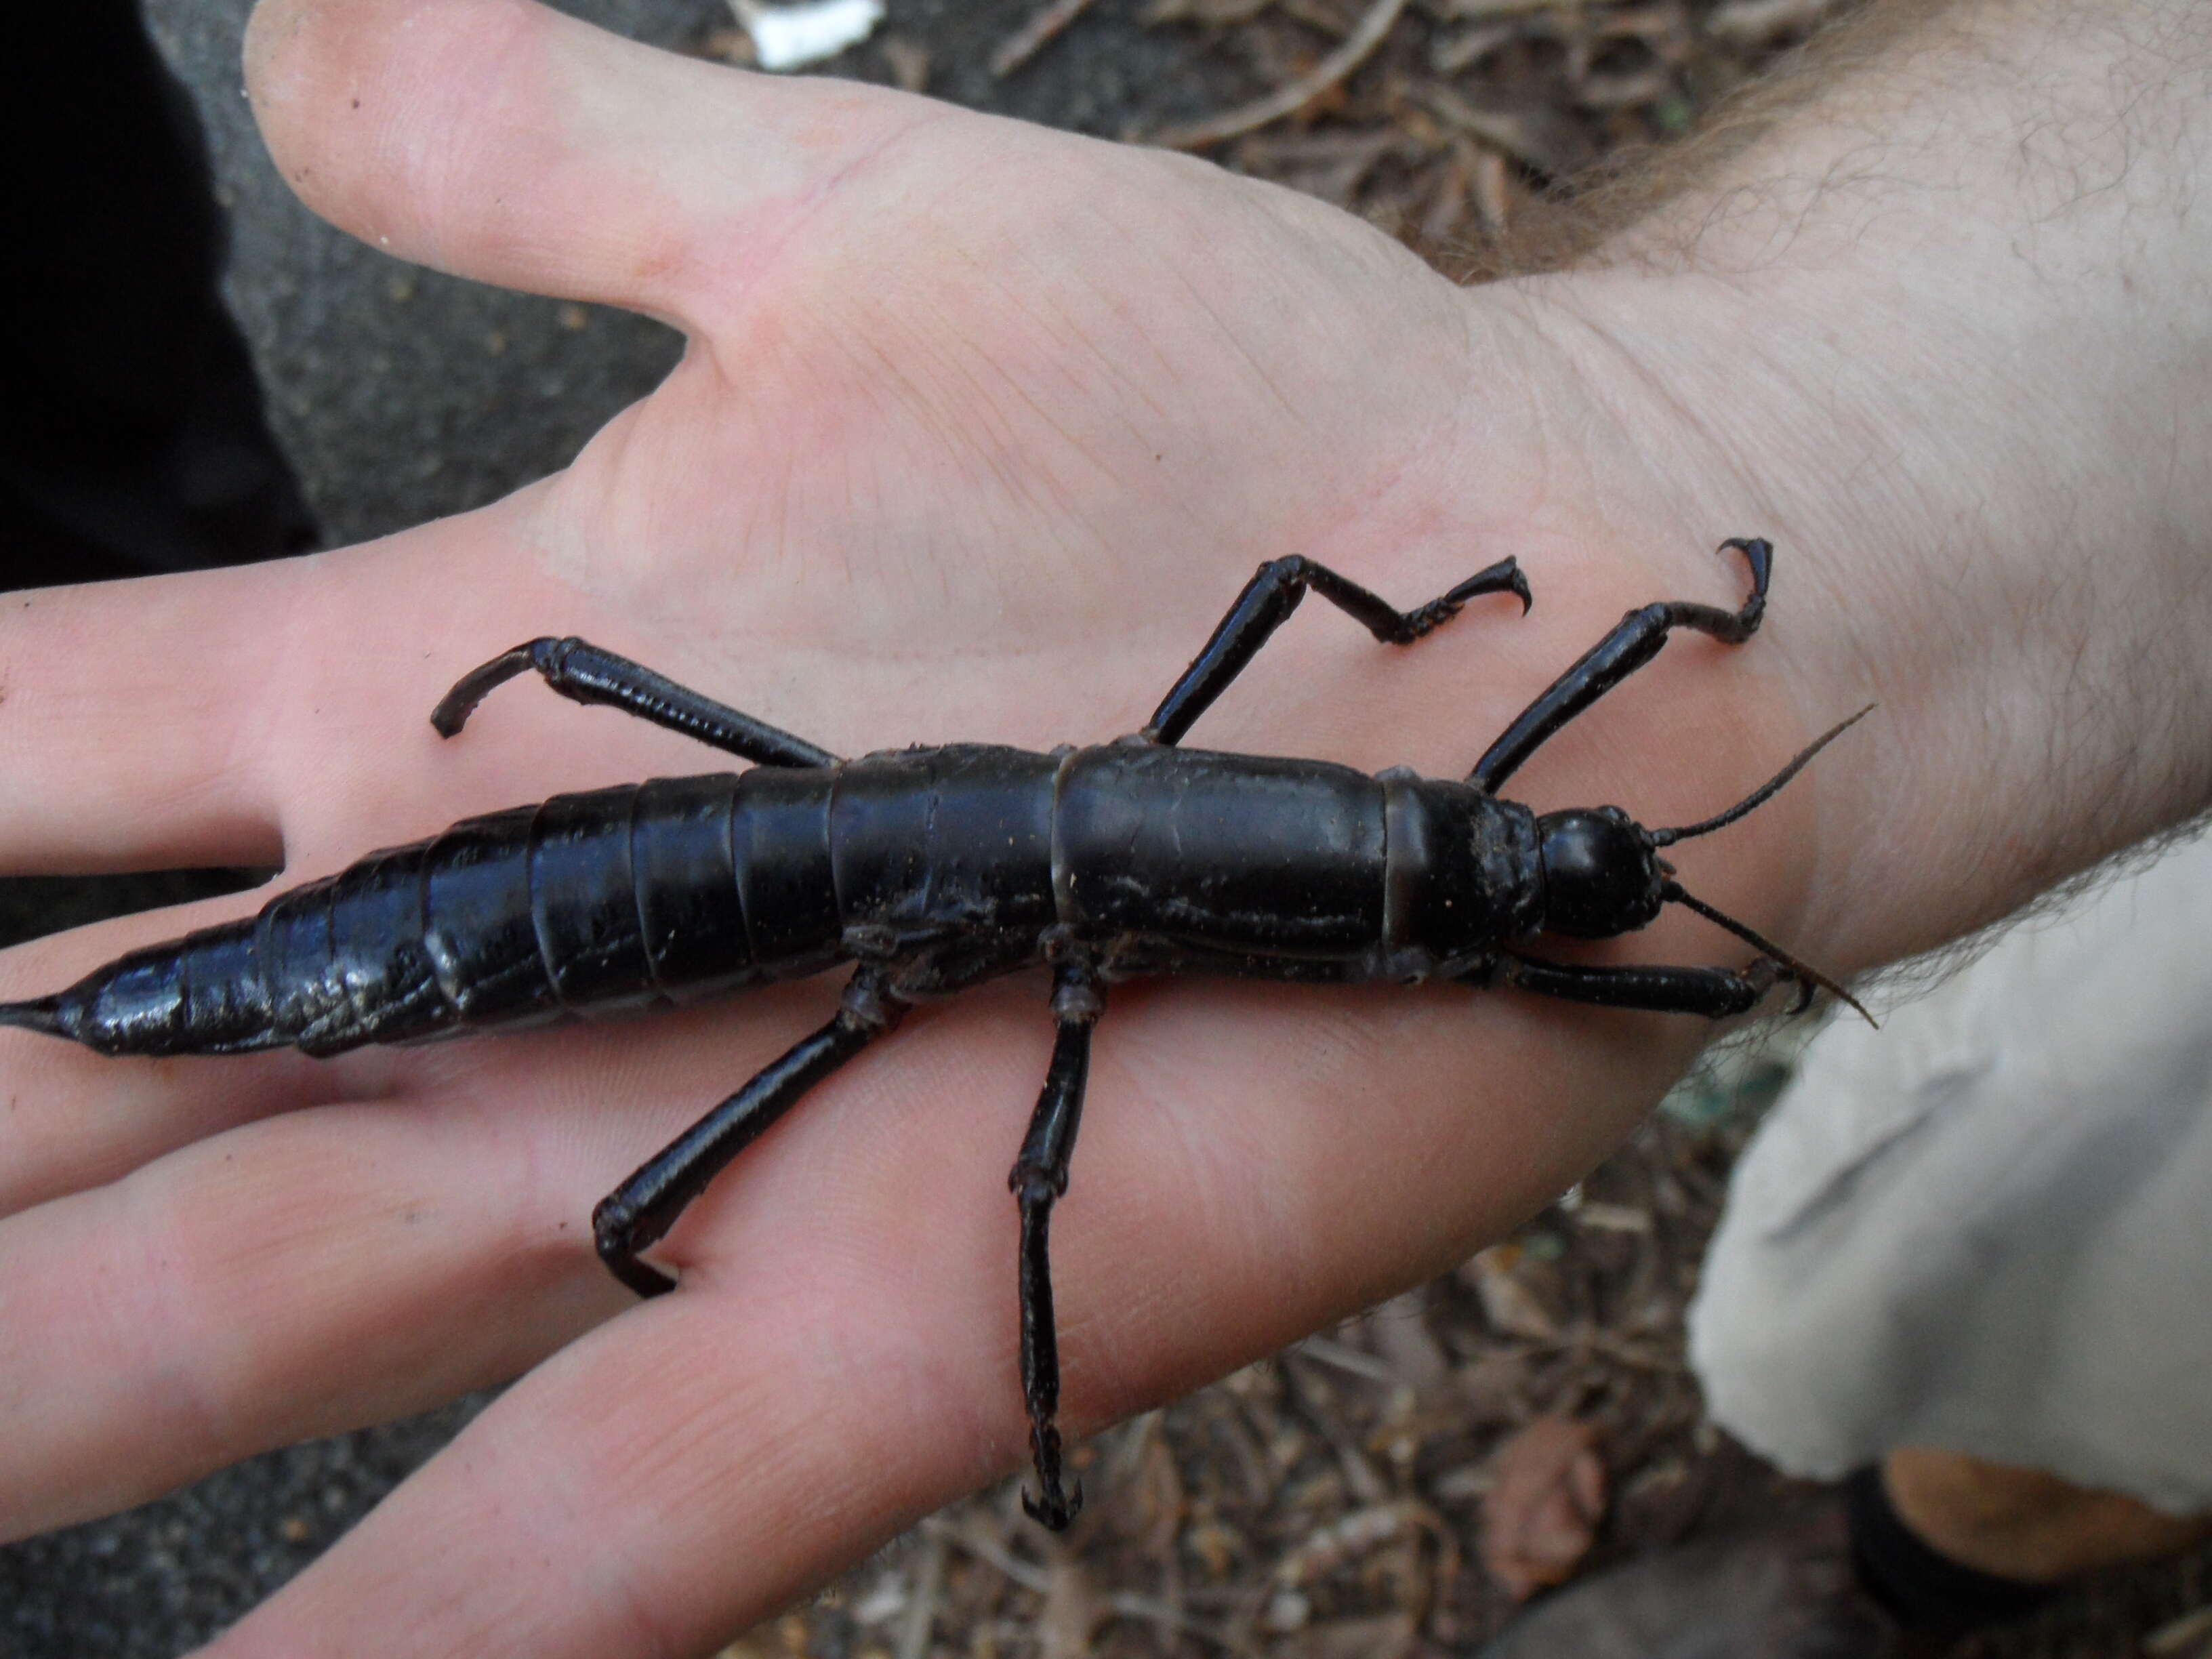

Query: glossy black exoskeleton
1;538;1867;1529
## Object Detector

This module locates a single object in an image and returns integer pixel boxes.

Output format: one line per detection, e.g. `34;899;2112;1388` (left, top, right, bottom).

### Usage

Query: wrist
1500;0;2212;972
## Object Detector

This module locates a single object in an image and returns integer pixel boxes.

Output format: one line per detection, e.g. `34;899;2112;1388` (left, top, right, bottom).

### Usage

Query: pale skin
0;0;2206;1652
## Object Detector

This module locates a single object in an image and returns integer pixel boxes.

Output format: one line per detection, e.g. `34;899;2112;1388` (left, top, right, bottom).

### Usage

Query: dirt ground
4;1;2209;1654
760;1044;2212;1659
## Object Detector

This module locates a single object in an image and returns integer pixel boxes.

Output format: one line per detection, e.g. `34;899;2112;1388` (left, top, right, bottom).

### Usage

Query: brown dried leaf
1462;1245;1562;1340
1478;1415;1608;1599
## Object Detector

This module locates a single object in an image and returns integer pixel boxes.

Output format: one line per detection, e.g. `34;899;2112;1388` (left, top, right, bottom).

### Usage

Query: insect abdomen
276;772;854;1053
28;775;799;1059
24;752;1069;1061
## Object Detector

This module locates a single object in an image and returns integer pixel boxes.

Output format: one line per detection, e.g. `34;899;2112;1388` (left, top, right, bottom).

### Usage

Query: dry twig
991;0;1101;77
1146;0;1410;148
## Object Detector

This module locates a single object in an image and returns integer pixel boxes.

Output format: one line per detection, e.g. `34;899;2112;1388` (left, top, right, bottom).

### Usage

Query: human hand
4;0;2206;1652
0;2;1812;1647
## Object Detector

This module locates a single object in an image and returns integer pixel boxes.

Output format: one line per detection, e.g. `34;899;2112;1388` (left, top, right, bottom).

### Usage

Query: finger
243;0;926;327
0;1044;638;1541
208;1271;985;1659
205;1013;1065;1658
0;569;294;871
0;967;868;1538
0;889;380;1216
0;510;676;879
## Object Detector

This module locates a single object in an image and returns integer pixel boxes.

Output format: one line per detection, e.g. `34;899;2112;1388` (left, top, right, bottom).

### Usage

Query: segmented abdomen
260;767;893;1054
43;747;1064;1059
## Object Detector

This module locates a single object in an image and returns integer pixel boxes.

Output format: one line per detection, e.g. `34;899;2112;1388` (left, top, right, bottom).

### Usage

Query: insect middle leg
592;968;907;1297
1141;555;1531;745
431;636;840;767
1006;958;1104;1529
1469;538;1770;793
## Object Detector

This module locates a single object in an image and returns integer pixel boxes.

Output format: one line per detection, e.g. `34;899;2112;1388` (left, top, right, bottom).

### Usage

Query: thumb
243;0;920;327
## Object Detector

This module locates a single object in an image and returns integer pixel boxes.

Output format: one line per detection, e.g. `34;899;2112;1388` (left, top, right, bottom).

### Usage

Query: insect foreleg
592;969;907;1297
430;635;841;768
1007;959;1103;1530
1469;538;1770;793
1142;555;1531;745
1486;953;1786;1018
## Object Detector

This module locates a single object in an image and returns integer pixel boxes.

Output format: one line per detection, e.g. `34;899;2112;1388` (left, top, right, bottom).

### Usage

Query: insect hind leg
1469;539;1769;794
1007;959;1104;1529
432;636;840;768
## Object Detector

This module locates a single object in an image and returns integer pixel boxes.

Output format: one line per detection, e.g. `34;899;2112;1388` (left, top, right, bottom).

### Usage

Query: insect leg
592;968;906;1297
1469;539;1769;793
1486;952;1787;1018
432;636;840;767
1007;958;1104;1529
1142;556;1530;745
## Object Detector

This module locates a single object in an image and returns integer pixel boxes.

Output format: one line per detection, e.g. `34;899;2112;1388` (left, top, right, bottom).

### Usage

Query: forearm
1526;0;2212;968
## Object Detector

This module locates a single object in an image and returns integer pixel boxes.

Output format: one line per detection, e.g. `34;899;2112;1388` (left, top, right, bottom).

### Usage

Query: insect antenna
1648;706;1875;848
1661;880;1875;1025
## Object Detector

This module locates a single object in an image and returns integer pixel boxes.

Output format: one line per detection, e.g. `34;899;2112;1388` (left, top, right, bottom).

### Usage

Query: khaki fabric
1689;833;2212;1516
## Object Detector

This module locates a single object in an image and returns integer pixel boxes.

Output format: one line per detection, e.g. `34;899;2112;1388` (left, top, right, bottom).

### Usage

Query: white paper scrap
729;0;886;71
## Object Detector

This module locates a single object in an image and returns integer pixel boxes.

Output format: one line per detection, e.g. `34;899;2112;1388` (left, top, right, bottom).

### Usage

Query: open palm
0;2;1821;1652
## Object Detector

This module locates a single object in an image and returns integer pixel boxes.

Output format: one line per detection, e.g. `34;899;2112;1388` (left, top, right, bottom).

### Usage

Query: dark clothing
1;0;315;587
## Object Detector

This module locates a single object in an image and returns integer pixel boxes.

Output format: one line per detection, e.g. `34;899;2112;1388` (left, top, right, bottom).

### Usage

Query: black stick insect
1;537;1867;1528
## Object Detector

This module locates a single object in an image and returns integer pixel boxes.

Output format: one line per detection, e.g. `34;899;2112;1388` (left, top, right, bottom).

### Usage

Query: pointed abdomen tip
0;997;62;1037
